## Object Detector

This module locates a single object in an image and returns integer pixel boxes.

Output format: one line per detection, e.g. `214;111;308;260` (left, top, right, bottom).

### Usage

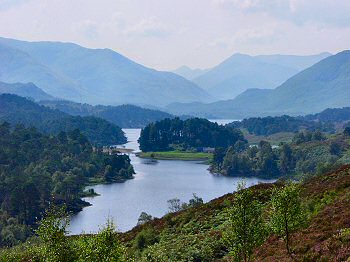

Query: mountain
0;37;212;106
173;66;209;80
0;81;54;101
39;100;174;128
193;52;331;100
305;107;350;122
166;51;350;118
0;94;126;145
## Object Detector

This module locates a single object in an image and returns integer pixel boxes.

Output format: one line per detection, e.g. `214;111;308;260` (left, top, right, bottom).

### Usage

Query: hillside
173;66;209;80
119;165;350;261
166;51;350;118
2;164;350;261
0;37;212;106
40;100;173;128
0;94;126;145
0;81;54;101
305;107;350;122
193;52;330;100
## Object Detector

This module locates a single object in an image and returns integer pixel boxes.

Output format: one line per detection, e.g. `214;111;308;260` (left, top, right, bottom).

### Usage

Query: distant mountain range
166;51;350;118
0;81;54;101
191;52;331;100
40;100;173;128
0;79;175;128
0;37;212;106
173;66;210;80
0;94;126;145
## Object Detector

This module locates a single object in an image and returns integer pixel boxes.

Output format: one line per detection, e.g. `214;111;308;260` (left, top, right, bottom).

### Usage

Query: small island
137;151;213;161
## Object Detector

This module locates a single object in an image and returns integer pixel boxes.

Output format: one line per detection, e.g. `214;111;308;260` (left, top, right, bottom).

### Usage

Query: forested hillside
305;107;350;122
211;130;350;179
40;100;173;128
0;123;134;247
2;164;350;261
229;115;335;136
0;94;126;146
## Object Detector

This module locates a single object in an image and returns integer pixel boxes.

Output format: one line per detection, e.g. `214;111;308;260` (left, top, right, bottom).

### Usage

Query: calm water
69;129;274;234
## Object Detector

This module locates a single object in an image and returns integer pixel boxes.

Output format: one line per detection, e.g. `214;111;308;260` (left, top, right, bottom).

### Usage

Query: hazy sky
0;0;349;70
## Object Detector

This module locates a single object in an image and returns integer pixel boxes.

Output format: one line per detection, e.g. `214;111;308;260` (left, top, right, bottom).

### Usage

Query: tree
223;182;267;262
213;147;226;171
269;182;306;256
279;143;294;174
329;141;342;156
167;198;182;213
35;205;74;262
188;193;204;208
137;212;153;225
78;218;125;262
344;127;350;136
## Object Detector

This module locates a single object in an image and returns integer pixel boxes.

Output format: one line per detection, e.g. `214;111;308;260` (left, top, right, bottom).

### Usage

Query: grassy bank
244;130;295;145
137;151;213;161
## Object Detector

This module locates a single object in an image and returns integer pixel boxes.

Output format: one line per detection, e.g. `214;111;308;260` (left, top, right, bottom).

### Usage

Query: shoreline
136;151;213;161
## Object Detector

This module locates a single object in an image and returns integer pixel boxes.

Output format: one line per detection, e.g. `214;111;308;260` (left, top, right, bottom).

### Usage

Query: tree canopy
139;117;246;152
0;94;126;146
0;123;134;247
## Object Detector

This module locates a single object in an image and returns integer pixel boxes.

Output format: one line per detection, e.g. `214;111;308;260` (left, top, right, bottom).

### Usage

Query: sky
0;0;349;70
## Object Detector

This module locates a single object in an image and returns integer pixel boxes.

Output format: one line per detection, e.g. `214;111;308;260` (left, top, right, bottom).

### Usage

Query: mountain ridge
193;52;331;100
0;37;212;106
165;51;350;118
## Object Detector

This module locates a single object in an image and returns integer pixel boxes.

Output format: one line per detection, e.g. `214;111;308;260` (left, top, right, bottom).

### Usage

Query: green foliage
139;117;246;152
306;190;338;216
0;123;134;246
137;212;153;226
140;233;219;262
167;194;204;213
219;141;279;178
0;94;126;146
292;130;326;145
0;211;126;261
133;227;159;252
40;100;173;128
35;205;74;262
305;107;350;122
214;130;350;179
344;127;350;136
269;182;306;255
223;182;267;262
230;115;334;136
77;219;125;262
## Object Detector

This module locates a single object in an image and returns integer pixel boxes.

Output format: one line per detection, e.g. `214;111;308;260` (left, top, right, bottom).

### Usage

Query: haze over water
69;129;274;234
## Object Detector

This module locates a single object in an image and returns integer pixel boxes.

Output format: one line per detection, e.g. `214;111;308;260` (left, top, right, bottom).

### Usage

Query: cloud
214;0;350;27
125;17;171;38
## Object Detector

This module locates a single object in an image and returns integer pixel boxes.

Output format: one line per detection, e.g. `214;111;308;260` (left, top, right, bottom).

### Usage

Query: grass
243;130;295;146
137;151;213;161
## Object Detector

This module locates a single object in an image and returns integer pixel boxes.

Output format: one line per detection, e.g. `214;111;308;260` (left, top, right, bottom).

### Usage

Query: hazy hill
173;66;209;80
0;37;212;106
0;81;54;101
166;51;350;118
193;52;331;100
305;107;350;122
40;100;174;128
0;42;83;101
0;94;126;145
